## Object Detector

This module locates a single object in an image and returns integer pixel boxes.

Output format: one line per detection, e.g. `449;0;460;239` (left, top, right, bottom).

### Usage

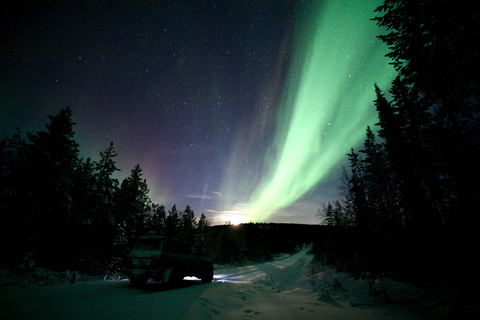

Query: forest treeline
1;0;479;286
0;109;216;275
0;108;316;275
209;223;322;264
316;0;479;286
0;108;317;275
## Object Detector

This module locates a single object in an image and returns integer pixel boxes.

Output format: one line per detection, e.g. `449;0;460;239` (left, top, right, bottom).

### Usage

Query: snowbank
187;250;424;319
196;250;473;319
0;265;101;289
1;250;476;319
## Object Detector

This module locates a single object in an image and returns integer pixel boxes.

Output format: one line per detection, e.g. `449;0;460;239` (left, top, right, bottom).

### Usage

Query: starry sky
1;0;395;225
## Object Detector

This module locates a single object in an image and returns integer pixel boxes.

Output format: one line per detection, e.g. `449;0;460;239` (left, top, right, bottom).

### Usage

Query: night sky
1;0;395;225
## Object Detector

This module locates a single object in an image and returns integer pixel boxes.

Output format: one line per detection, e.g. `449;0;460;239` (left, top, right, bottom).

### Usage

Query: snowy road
0;249;423;320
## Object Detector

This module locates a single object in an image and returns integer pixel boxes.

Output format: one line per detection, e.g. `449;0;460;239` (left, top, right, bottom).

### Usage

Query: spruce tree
116;164;150;246
165;205;180;237
360;126;402;228
333;201;344;227
80;143;120;271
322;202;335;226
69;157;98;266
374;85;435;232
346;148;368;229
96;142;120;214
374;0;480;109
195;213;210;256
28;107;80;266
374;0;480;232
179;205;197;241
146;204;166;235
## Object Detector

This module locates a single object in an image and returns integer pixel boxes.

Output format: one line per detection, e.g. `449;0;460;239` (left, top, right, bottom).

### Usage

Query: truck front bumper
123;268;171;282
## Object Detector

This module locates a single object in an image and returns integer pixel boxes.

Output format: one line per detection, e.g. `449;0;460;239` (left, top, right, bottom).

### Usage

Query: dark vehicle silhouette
123;236;214;287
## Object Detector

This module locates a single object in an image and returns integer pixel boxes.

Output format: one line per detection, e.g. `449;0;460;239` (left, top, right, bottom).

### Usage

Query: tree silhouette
165;205;181;237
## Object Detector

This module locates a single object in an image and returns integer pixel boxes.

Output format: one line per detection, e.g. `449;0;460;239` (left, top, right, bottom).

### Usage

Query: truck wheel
165;269;183;289
201;265;214;283
130;276;147;288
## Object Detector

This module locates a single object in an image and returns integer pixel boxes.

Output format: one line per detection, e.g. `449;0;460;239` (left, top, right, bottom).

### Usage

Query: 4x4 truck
123;236;214;287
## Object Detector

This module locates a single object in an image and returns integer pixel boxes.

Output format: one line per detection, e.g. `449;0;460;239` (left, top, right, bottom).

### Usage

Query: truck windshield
134;238;163;251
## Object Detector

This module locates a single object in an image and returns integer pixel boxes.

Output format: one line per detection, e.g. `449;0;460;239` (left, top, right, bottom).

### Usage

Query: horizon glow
219;0;396;223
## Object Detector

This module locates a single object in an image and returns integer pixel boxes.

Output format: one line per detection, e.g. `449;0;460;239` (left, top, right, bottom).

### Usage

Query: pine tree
76;143;120;271
346;148;368;229
322;202;335;226
71;157;97;224
197;213;208;231
179;205;197;241
115;164;150;246
165;204;180;237
360;126;402;228
338;167;356;225
69;157;98;265
194;213;210;256
145;204;166;235
26;107;81;266
0;134;31;261
373;0;480;109
332;201;344;226
106;164;150;274
374;0;480;235
93;142;120;228
374;84;435;231
96;142;120;211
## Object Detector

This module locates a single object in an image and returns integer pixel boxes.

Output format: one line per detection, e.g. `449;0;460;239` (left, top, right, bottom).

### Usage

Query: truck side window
181;242;193;254
166;239;180;253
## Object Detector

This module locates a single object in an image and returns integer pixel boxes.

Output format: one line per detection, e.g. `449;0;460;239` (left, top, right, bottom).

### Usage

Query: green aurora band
220;0;396;222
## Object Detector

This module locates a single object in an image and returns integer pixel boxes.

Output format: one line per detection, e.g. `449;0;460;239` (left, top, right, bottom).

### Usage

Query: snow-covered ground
0;249;473;319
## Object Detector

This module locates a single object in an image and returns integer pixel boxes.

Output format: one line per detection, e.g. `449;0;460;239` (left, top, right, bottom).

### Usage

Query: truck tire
130;276;147;288
165;269;184;289
201;265;214;283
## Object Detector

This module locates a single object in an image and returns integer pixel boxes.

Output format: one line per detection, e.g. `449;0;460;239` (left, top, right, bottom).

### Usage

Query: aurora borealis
222;0;396;222
1;0;395;224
